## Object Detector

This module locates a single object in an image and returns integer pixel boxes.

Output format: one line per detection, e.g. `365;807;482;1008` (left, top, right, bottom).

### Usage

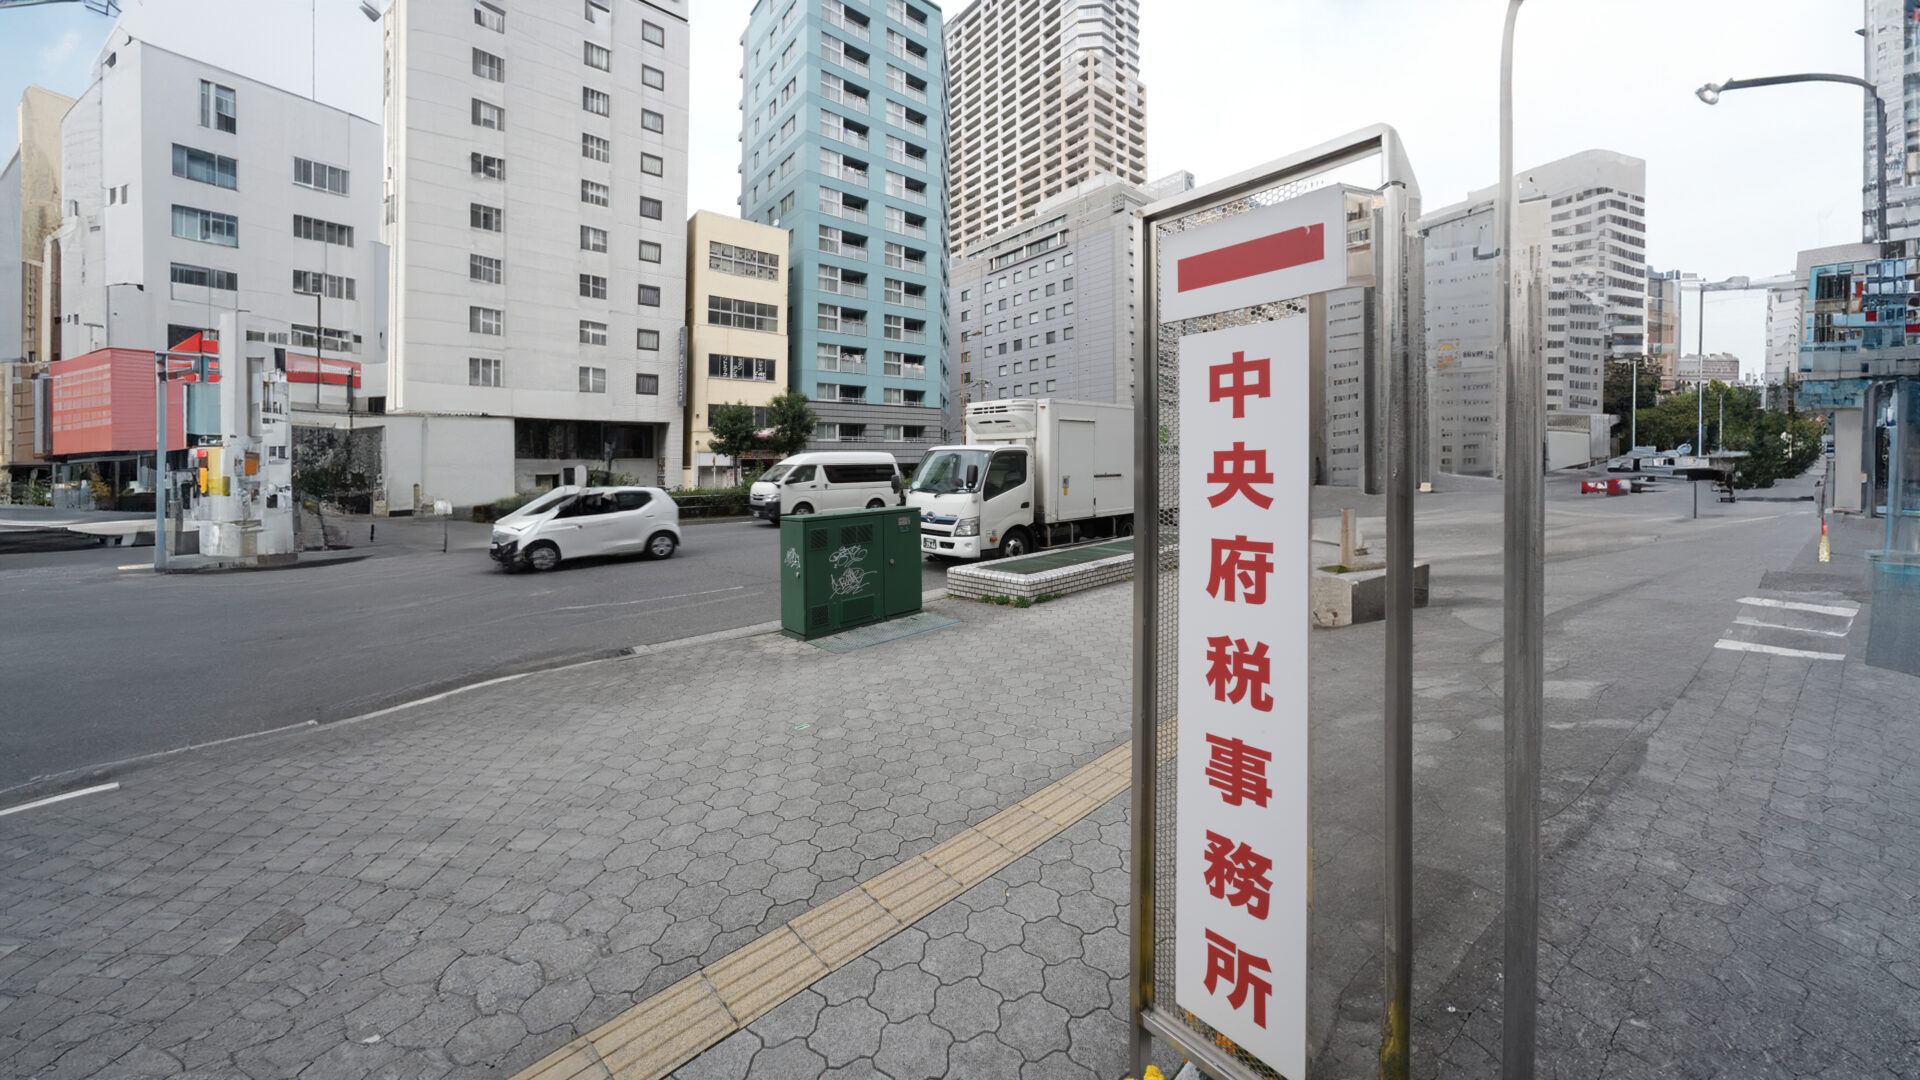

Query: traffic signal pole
154;351;168;572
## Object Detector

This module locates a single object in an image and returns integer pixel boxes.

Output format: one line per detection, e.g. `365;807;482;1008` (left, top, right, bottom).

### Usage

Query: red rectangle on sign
1177;225;1326;293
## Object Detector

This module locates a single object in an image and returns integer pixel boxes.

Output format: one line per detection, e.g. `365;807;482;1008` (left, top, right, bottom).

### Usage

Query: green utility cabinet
779;506;922;639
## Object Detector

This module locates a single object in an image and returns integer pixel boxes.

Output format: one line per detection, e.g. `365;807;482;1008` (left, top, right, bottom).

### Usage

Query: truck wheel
524;542;561;572
998;527;1032;559
791;503;814;516
865;498;886;509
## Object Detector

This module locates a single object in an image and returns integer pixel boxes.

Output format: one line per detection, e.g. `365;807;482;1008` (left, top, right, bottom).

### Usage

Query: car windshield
506;489;575;519
758;464;792;484
909;449;991;494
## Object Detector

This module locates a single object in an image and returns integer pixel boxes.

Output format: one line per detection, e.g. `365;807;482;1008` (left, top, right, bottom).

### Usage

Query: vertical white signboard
1174;317;1309;1078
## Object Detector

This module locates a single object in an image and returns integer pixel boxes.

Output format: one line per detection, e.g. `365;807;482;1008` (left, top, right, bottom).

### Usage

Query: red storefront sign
49;349;187;457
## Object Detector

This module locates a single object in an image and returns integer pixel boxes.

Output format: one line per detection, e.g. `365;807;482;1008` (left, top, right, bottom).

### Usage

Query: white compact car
748;452;902;523
488;486;681;571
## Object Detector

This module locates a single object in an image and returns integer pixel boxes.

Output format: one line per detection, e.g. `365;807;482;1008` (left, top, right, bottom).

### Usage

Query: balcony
823;4;869;40
887;291;928;310
823;122;870;150
820;82;869;113
884;323;926;344
819;277;868;299
822;44;869;77
820;200;868;224
884;252;925;274
822;316;869;336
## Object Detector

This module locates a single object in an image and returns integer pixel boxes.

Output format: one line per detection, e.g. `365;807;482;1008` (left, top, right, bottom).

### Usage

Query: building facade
385;0;690;506
2;86;74;480
1864;0;1920;242
683;210;788;488
1765;282;1804;387
1674;352;1741;385
738;0;948;463
943;0;1147;256
946;171;1186;414
42;38;384;473
1422;149;1647;475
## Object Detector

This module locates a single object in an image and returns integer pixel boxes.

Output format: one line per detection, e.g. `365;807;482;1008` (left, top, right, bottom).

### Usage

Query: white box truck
904;399;1133;559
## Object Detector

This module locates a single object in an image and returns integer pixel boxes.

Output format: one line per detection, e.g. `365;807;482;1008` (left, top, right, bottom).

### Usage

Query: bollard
1340;508;1357;569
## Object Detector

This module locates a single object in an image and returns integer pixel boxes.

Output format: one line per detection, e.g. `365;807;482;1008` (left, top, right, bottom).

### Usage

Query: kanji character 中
1208;350;1271;419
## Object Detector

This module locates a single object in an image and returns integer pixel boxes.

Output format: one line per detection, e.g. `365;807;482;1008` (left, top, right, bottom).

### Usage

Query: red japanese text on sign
1205;442;1275;510
1203;733;1273;808
1202;929;1273;1029
1202;830;1274;920
1203;636;1273;712
1208;350;1271;419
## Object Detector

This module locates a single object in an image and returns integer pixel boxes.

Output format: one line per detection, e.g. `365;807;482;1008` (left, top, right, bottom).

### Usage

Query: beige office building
2;86;75;478
944;0;1147;256
683;210;788;489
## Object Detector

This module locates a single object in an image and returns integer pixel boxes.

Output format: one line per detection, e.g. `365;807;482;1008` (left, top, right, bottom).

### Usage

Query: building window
580;274;607;299
199;80;236;132
1062;276;1075;291
293;270;356;300
470;356;503;387
1044;355;1056;368
883;387;903;405
472;99;505;129
584;41;612;71
293;157;351;194
709;241;780;280
641;109;665;133
170;205;238;246
470;254;502;283
1063;301;1075;316
642;65;665;89
170;263;237;291
578;366;607;393
639;197;663;219
470;306;503;335
836;423;865;441
582;133;611;162
708;296;779;332
581;179;610;206
638;285;661;307
1045;379;1056;392
583;88;611;116
473;0;505;31
636;373;660;395
172;145;236;188
708;354;777;381
581;225;608;252
635;240;660;263
585;0;610;20
473;48;505;81
637;329;660;350
470;153;506;180
1063;326;1075;340
642;20;666;46
641;153;664;176
470;203;502;232
580;320;607;345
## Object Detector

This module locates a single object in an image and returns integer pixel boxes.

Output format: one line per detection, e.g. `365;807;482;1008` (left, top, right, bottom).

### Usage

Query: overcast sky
0;0;1872;374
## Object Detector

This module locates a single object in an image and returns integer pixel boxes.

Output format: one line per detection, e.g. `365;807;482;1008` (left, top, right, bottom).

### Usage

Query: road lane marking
1714;639;1846;661
1737;596;1859;618
1732;616;1852;638
0;782;121;818
549;586;746;613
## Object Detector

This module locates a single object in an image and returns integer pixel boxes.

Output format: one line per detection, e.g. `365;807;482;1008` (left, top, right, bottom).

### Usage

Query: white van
749;452;902;522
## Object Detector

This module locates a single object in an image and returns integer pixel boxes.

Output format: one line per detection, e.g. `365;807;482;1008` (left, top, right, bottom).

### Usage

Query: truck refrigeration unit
904;399;1132;560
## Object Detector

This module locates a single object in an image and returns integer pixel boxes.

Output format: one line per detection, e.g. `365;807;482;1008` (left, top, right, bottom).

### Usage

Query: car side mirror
890;475;902;493
965;465;979;490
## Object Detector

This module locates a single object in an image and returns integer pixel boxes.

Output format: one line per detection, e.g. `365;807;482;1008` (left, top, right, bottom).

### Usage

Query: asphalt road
0;516;948;794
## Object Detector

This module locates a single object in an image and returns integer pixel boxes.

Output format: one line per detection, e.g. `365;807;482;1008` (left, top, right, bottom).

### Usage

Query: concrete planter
1310;562;1430;628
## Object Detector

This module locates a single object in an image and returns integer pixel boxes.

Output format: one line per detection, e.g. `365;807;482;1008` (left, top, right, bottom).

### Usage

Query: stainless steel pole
153;352;168;572
1128;209;1161;1080
1697;286;1706;455
1497;2;1539;1076
1380;183;1416;1080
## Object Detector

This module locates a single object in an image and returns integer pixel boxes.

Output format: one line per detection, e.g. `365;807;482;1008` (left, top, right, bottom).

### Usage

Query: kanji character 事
1204;733;1273;808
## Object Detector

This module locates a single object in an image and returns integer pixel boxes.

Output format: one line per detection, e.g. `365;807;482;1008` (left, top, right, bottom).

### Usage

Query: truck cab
906;443;1034;559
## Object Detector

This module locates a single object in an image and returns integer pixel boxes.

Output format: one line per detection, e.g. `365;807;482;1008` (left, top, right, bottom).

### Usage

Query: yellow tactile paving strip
514;741;1135;1080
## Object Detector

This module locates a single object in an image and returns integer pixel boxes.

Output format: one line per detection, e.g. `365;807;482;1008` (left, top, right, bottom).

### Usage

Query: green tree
1603;356;1660;420
767;392;817;458
707;403;769;471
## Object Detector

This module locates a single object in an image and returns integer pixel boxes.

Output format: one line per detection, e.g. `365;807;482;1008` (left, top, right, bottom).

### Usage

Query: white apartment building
44;38;385;434
944;0;1147;256
2;86;73;478
1423;149;1647;476
1765;282;1804;386
384;0;690;506
947;170;1187;417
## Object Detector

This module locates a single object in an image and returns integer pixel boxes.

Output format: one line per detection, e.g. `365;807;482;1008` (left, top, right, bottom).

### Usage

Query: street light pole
1696;73;1889;242
1497;3;1540;1078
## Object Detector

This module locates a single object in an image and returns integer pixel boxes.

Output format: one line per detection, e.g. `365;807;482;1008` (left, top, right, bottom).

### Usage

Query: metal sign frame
1130;125;1423;1080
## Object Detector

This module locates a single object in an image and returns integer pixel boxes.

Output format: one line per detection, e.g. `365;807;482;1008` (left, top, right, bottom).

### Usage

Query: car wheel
998;527;1032;560
791;503;814;516
647;531;677;560
524;542;560;572
866;498;886;509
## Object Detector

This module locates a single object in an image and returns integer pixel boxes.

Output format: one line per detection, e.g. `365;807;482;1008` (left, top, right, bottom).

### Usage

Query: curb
160;552;372;575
